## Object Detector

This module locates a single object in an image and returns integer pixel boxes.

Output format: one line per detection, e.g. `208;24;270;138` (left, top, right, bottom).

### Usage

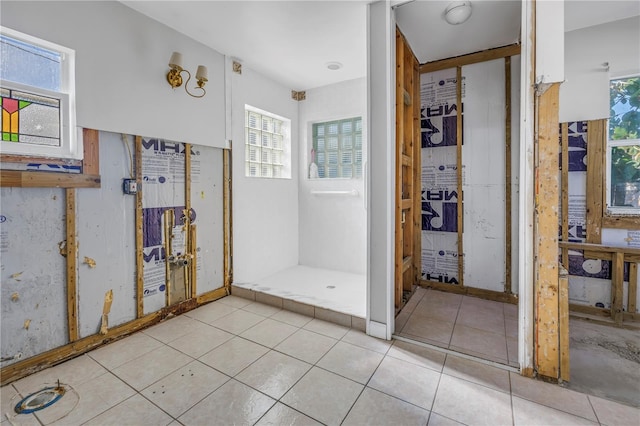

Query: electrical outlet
123;179;137;195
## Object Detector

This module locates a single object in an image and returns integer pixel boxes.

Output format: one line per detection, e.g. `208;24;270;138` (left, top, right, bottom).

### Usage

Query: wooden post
82;129;100;175
66;188;78;342
629;262;638;315
611;251;624;325
505;57;512;293
456;66;464;286
394;29;404;307
534;83;560;379
135;136;144;318
560;122;569;268
585;120;605;245
413;58;422;285
223;148;233;291
559;264;570;382
184;143;192;300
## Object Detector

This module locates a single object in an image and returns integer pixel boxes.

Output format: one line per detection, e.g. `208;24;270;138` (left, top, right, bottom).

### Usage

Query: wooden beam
420;44;521;74
190;224;197;299
1;171;100;188
135;136;144;318
66;188;78;342
535;83;560;379
185;143;192;300
505;56;513;294
420;280;518;304
412;58;422;285
223;148;233;289
558;241;640;256
611;251;624;324
560;123;569;269
585;119;605;245
629;263;638;314
456;66;464;287
601;216;640;230
0;154;81;167
559;264;570;382
394;28;404;308
82;129;100;175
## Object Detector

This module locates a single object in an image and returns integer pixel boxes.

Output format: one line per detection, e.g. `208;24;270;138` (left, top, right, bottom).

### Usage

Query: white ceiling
121;0;639;91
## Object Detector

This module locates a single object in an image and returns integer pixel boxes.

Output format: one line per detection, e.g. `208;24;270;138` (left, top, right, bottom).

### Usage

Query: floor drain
15;385;65;414
326;285;336;289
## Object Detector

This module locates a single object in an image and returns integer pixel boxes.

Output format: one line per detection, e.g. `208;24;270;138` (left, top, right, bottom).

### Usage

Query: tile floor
395;287;518;367
2;295;638;426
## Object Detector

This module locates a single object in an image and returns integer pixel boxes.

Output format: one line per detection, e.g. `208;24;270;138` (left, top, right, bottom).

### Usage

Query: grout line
508;369;516;426
427;353;446;424
585;395;603;426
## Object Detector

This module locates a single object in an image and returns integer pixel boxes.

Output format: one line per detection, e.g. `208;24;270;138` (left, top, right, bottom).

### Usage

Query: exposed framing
456;66;464;287
66;188;78;342
420;44;521;74
560;123;569;268
135;136;144;318
223;147;233;290
505;56;513;294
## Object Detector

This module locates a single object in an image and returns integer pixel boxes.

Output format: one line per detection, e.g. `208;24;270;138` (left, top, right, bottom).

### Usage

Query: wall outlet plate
123;178;137;195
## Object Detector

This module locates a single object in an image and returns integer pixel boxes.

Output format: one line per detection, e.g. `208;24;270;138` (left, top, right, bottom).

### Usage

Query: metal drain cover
15;386;65;414
326;285;336;289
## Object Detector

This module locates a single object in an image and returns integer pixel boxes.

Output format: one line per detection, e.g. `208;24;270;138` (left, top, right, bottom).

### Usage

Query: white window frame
0;27;79;159
311;116;363;179
244;105;291;179
605;74;640;216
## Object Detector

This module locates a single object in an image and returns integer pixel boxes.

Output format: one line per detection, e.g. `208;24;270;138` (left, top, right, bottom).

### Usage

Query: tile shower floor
395;287;519;367
2;295;638;425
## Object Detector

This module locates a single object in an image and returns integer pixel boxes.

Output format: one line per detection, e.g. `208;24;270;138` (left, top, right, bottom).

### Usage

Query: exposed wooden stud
629;262;638;314
190;224;197;299
456;66;464;287
1;171;100;188
402;256;412;273
601;216;640;229
535;82;560;379
412;58;422;285
184;143;192;300
558;241;640;257
66;188;78;342
611;252;624;325
420;44;521;74
394;28;404;308
585;119;605;246
82;129;100;175
223;148;233;289
505;56;513;294
558;264;570;382
561;123;569;269
420;280;518;304
0;154;81;167
135;136;144;318
197;286;229;305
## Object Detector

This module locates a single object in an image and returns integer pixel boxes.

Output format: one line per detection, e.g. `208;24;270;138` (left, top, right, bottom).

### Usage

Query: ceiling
121;1;639;91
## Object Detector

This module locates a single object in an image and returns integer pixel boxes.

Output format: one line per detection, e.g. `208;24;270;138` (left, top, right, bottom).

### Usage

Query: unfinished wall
231;66;299;284
0;1;226;148
298;78;367;275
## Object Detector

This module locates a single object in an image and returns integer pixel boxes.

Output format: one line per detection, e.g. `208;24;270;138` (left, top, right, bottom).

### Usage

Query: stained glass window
1;87;61;146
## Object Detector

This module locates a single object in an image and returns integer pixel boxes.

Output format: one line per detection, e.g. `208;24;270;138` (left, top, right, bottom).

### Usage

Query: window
244;105;291;178
0;27;78;159
607;76;639;214
312;117;362;179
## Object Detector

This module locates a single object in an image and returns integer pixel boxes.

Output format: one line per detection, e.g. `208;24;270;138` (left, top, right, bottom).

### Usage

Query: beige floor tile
143;315;200;343
513;396;598;425
427;413;465;425
507;337;518;365
386;340;447;372
395;310;411;332
87;332;164;370
37;372;134;426
314;307;352;328
510;373;598;421
588;395;640;426
240;318;299;348
505;317;519;338
255;402;322;426
461;296;504;315
184;301;237;324
343;387;430;426
271;309;313;328
303;318;350;340
455;307;505;334
1;385;41;426
443;354;510;393
432;374;512;426
275;329;338;364
368;356;440;410
412;299;461;323
167;323;234;358
242;301;282;317
1;412;40;426
317;341;384;384
210;309;266;334
198;336;269;376
400;315;455;346
13;354;107;394
341;329;393;354
178;379;275;426
83;394;174;426
281;367;363;426
216;295;254;308
449;323;508;362
111;345;192;391
504;302;518;318
236;351;311;399
423;290;463;306
141;360;229;417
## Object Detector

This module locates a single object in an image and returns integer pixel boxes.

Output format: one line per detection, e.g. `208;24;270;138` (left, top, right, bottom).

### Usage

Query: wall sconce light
166;52;208;98
444;1;472;25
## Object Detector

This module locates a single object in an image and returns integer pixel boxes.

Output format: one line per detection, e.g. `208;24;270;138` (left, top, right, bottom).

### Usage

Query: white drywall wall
298;78;367;274
231;66;299;283
560;16;640;122
536;0;564;85
1;1;226;148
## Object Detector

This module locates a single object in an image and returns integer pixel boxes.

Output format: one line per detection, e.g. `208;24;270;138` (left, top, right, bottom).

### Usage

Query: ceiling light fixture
166;52;208;98
444;1;472;25
326;62;343;71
